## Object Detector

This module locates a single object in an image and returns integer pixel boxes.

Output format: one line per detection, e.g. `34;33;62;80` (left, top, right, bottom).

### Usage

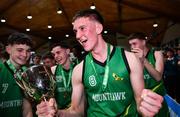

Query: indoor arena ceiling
0;0;180;51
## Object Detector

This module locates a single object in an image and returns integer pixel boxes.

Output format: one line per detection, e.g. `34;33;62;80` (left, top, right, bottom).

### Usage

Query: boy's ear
96;23;103;34
66;48;70;54
142;40;146;46
6;45;11;54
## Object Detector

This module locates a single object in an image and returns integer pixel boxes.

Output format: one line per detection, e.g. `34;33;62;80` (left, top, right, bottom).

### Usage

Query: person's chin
84;49;90;52
18;61;27;65
84;46;91;52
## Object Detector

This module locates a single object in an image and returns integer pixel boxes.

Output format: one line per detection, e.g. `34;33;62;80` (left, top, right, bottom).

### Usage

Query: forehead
167;50;173;53
73;17;92;27
11;44;31;49
34;56;40;59
51;46;65;53
129;38;142;43
43;58;52;61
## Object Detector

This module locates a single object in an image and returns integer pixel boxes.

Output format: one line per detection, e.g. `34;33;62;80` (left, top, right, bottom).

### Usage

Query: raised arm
125;51;144;113
125;51;163;116
36;61;85;117
144;51;164;81
57;61;86;117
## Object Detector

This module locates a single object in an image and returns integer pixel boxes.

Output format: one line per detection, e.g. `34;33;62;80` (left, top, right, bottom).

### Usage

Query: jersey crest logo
89;75;97;87
144;74;151;79
112;73;123;81
56;75;63;82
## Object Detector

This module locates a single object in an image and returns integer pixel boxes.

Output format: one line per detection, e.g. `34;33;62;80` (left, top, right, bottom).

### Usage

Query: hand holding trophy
14;64;56;102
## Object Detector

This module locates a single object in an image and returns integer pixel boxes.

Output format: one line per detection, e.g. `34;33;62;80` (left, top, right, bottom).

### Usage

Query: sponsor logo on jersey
0;100;22;109
112;73;123;81
57;87;71;92
92;92;126;101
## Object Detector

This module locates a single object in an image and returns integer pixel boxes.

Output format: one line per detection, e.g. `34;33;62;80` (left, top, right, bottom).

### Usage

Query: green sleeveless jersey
83;46;138;117
54;64;73;109
144;49;166;95
0;61;23;117
144;49;169;117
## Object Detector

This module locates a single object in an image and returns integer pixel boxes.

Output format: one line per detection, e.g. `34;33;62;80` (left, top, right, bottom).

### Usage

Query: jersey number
2;83;8;94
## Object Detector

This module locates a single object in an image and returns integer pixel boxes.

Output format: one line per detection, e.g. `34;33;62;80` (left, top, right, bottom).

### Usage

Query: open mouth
81;39;87;44
56;58;62;63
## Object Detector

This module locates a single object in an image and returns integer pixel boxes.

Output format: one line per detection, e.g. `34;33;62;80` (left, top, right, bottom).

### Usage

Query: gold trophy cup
15;64;56;102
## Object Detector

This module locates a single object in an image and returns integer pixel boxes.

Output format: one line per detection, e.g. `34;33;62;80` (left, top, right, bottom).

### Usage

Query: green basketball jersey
54;64;73;109
0;61;23;117
83;46;138;117
144;49;166;95
144;49;169;117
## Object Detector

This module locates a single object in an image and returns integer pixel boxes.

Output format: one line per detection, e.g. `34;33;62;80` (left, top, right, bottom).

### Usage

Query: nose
22;51;30;59
130;45;133;49
54;54;57;59
22;51;28;57
54;54;59;60
130;44;135;49
76;30;82;40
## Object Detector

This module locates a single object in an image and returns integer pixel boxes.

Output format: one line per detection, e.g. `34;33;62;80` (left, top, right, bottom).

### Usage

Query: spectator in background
164;48;178;102
69;48;79;65
0;43;9;62
176;48;180;103
175;48;180;65
31;54;41;66
41;52;56;67
0;42;4;53
70;44;87;64
0;51;9;62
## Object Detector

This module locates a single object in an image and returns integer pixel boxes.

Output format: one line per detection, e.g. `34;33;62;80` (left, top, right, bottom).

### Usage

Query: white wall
162;22;180;46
